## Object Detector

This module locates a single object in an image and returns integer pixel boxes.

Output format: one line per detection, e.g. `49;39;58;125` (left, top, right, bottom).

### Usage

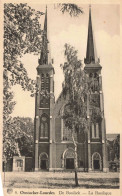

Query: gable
53;91;68;118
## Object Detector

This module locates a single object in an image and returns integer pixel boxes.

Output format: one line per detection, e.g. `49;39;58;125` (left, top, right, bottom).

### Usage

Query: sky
11;3;121;134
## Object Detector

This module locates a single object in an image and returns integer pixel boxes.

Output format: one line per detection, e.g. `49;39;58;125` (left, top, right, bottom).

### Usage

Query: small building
13;156;25;172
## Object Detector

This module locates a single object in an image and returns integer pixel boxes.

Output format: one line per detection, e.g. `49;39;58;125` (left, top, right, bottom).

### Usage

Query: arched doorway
39;153;48;170
92;152;102;171
62;148;75;169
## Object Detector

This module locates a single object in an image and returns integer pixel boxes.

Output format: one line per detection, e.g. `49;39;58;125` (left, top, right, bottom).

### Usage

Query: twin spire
39;5;99;67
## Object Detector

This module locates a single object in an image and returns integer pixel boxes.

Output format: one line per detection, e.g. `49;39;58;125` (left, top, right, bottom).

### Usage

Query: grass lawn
2;172;119;189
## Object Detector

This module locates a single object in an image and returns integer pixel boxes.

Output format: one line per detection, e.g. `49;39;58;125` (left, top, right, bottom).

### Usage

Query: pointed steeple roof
84;5;101;70
84;5;95;64
39;6;48;65
37;6;54;73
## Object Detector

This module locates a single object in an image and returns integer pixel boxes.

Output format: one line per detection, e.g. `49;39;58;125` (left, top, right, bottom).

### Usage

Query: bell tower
34;6;55;171
84;5;108;172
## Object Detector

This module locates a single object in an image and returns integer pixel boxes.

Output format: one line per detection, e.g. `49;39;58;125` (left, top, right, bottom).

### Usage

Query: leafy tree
3;115;34;160
4;3;44;95
57;4;83;17
3;3;84;163
4;3;83;93
3;3;44;161
61;44;102;186
15;117;34;157
106;134;120;162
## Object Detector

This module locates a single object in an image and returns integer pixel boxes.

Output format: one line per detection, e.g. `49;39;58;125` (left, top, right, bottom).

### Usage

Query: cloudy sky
11;3;121;134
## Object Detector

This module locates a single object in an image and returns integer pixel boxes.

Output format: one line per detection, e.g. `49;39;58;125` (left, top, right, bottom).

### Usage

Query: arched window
91;123;99;138
40;123;44;138
45;122;48;137
89;72;99;92
39;114;49;139
96;123;99;138
91;123;95;138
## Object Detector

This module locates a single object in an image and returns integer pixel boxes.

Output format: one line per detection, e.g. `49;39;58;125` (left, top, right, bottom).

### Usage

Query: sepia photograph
1;0;121;195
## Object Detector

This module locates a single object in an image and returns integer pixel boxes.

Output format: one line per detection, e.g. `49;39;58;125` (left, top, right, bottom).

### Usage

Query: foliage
58;4;83;17
3;75;34;160
4;3;84;95
61;44;88;186
3;116;34;160
113;134;120;160
61;44;102;185
61;44;102;133
15;117;34;157
3;3;43;160
3;3;84;162
107;134;120;161
4;3;44;95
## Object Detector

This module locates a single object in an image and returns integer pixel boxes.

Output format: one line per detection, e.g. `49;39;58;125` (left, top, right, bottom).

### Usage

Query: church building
34;6;108;172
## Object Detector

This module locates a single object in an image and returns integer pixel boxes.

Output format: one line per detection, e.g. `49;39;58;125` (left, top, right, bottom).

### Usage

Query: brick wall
91;143;102;157
25;157;33;171
55;118;61;142
38;143;49;156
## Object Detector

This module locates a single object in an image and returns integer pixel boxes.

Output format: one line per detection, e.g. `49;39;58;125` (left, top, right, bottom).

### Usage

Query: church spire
84;5;95;64
39;6;49;65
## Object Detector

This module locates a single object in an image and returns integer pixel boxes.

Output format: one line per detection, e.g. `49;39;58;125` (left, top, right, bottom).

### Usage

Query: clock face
42;117;47;121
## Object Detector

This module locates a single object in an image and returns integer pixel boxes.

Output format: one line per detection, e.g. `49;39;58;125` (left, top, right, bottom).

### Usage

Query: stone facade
34;6;108;172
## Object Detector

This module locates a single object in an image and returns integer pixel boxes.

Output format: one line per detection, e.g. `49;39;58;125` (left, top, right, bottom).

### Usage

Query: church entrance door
39;152;48;170
41;160;47;170
92;152;101;171
93;160;100;170
66;158;74;169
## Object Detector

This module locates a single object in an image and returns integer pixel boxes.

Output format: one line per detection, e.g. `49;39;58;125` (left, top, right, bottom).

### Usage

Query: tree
4;3;44;94
61;44;102;186
15;117;34;157
3;3;84;163
57;4;83;17
3;3;44;161
3;115;34;160
4;3;83;93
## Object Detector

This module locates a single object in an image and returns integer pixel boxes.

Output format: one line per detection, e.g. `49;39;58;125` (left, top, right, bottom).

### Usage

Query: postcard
1;0;121;195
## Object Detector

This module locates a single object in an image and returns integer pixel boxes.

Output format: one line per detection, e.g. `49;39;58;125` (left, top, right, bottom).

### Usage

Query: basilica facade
34;6;108;172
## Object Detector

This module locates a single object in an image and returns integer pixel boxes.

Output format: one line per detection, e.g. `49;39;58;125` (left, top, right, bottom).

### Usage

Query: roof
84;6;95;64
106;133;119;141
84;6;101;69
38;6;52;67
84;62;102;70
37;63;55;73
